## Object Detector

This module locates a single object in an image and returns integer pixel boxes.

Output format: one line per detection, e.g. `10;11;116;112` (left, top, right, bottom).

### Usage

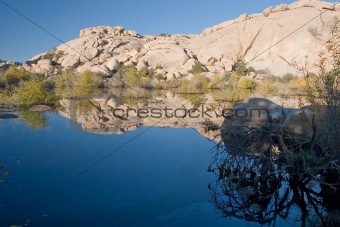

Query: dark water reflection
209;145;340;227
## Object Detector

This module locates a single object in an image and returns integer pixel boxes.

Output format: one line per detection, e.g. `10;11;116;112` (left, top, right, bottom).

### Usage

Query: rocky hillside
23;0;340;78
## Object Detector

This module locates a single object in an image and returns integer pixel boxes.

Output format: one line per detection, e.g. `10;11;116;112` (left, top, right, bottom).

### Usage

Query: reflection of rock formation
57;92;224;141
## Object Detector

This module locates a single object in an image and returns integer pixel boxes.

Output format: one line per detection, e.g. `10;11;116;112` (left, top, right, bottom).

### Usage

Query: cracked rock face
25;0;340;77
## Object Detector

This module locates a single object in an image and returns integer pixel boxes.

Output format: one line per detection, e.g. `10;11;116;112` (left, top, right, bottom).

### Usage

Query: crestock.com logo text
95;106;270;119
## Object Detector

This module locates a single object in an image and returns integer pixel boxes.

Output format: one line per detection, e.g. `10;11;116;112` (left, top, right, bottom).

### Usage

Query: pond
0;91;337;226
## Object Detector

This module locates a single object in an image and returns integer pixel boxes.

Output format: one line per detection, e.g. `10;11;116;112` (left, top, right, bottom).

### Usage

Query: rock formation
24;1;340;77
0;60;16;71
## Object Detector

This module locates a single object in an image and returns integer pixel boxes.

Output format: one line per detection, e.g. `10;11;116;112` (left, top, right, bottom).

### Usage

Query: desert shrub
255;69;268;74
176;74;210;93
236;88;252;100
287;77;306;89
233;61;248;76
238;76;256;89
139;77;154;89
42;52;54;61
229;72;239;87
138;68;149;78
155;74;164;80
255;79;278;97
247;66;256;73
5;66;22;85
16;80;56;106
55;51;64;60
157;33;170;37
191;61;205;74
209;74;223;89
19;68;32;81
0;73;6;88
280;73;297;83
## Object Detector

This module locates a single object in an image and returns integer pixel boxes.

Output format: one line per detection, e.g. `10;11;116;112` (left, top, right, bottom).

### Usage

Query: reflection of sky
0;113;249;226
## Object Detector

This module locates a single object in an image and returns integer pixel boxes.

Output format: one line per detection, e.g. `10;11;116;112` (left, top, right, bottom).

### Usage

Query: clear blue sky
0;0;337;62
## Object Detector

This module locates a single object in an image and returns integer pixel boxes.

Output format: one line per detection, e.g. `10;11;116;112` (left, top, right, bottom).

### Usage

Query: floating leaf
10;225;22;227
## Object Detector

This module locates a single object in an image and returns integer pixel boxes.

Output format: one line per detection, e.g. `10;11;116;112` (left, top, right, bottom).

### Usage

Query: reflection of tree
76;99;97;115
209;146;340;226
18;109;48;130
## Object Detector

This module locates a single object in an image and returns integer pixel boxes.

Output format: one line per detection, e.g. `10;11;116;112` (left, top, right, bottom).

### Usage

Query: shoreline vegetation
0;60;311;108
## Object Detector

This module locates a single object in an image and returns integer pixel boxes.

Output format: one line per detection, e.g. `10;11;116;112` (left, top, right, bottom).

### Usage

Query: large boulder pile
24;1;340;77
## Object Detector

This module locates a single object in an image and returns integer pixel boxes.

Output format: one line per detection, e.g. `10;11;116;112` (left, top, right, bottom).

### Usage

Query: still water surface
0;91;310;226
0;112;298;226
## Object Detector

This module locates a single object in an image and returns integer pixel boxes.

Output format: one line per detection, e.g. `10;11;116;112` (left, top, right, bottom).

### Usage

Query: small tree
118;65;140;87
79;70;97;89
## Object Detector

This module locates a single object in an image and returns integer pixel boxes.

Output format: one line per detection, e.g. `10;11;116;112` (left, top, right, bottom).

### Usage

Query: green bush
194;73;210;91
247;66;256;73
157;33;170;37
138;68;149;78
254;79;277;97
155;74;164;80
209;74;223;89
191;61;205;74
229;72;239;87
5;66;22;85
238;76;256;89
55;51;64;60
177;74;210;93
255;69;268;74
42;52;54;61
16;80;56;106
233;61;248;76
0;72;6;88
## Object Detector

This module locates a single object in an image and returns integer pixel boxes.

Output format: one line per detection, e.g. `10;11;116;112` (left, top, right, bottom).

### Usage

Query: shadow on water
208;144;340;226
